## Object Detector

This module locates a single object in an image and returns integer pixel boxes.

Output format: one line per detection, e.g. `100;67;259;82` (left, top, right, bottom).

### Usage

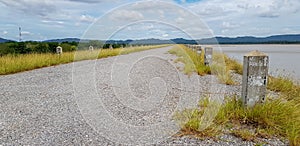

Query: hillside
0;37;14;43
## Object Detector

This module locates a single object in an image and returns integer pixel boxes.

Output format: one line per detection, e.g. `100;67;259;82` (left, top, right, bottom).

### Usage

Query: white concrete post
204;47;213;66
56;46;63;54
196;45;202;54
89;45;94;51
242;50;269;107
109;44;113;50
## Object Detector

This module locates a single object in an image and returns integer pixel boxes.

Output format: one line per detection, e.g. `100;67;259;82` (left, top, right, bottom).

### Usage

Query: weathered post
204;47;213;66
196;45;202;54
109;44;113;50
56;46;63;54
89;45;94;51
242;50;269;107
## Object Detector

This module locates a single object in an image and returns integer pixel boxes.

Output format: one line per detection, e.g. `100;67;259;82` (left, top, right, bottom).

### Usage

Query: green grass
175;96;300;145
169;45;243;85
171;44;300;145
231;129;257;142
0;45;169;75
168;45;210;76
268;76;300;101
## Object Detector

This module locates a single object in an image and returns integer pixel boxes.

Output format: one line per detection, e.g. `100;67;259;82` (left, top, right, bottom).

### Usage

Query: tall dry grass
0;45;169;75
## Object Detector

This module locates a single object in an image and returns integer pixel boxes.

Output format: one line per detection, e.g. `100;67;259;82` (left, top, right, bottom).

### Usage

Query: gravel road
0;46;287;145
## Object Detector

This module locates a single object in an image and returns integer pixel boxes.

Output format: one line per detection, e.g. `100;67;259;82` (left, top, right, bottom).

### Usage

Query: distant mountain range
0;37;13;43
43;34;300;44
1;34;300;44
200;34;300;44
44;38;80;43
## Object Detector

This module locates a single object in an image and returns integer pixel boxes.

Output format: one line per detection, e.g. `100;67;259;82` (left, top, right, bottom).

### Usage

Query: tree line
0;40;127;56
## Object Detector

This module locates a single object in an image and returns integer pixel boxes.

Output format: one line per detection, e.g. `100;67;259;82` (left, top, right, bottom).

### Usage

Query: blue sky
0;0;300;41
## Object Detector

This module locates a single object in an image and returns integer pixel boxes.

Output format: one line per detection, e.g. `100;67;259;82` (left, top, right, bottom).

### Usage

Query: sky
0;0;300;41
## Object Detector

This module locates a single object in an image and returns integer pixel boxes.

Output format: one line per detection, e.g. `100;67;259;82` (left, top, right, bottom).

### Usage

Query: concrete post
56;46;63;54
109;44;113;50
204;47;213;66
242;50;269;107
196;45;202;54
89;45;94;51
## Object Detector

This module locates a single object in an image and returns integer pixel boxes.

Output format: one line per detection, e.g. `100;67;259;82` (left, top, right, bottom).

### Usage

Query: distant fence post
187;44;190;48
242;50;269;107
56;46;63;54
192;45;195;51
196;45;202;54
204;47;213;66
109;44;113;50
89;45;94;51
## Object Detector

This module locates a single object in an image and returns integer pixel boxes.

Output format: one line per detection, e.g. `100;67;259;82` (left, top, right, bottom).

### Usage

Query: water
215;45;300;80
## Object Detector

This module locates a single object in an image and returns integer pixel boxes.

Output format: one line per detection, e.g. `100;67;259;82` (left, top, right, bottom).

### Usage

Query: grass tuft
232;129;256;141
268;76;300;101
169;45;210;76
175;96;300;145
169;45;243;85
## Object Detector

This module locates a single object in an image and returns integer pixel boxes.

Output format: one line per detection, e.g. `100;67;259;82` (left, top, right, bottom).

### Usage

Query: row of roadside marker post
55;44;141;54
187;44;213;66
55;44;116;55
186;44;269;107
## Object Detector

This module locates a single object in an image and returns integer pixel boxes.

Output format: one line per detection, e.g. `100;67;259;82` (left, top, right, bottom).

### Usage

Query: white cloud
79;14;96;23
67;0;120;3
221;22;239;29
42;20;64;24
21;31;32;36
109;10;144;21
3;31;8;35
185;0;300;37
162;33;169;37
0;0;57;17
0;0;300;40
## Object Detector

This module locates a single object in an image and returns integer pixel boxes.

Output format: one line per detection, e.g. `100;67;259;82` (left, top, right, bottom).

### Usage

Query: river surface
214;45;300;80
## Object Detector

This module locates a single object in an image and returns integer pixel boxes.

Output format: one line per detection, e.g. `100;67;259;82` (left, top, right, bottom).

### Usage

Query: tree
35;43;50;53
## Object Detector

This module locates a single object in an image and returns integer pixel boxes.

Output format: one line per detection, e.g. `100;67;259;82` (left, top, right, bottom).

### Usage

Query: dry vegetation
0;45;169;75
171;44;300;145
168;44;242;85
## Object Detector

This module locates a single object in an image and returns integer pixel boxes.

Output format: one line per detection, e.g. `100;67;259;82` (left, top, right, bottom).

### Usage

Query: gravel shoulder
0;46;287;145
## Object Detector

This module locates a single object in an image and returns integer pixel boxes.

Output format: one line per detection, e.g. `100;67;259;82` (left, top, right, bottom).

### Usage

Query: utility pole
19;27;22;42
